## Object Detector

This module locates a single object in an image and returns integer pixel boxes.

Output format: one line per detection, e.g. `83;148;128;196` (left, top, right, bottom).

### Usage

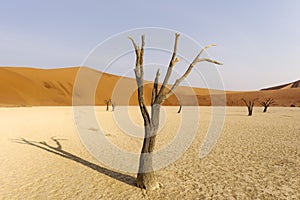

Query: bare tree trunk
248;106;253;116
105;99;111;111
242;98;256;116
177;104;182;113
260;98;274;113
129;33;221;190
263;106;267;112
136;104;160;190
136;126;157;189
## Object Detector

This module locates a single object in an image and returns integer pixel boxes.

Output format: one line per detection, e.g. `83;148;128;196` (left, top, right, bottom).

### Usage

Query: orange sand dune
0;67;77;106
0;66;299;107
196;88;300;106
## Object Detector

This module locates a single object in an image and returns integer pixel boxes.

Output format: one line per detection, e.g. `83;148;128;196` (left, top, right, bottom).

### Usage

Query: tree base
136;172;160;190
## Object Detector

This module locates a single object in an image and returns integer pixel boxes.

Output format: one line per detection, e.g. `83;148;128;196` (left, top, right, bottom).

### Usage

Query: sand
1;67;300;107
1;106;299;199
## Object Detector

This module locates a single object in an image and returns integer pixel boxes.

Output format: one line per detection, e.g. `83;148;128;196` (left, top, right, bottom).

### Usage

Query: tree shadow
11;137;136;187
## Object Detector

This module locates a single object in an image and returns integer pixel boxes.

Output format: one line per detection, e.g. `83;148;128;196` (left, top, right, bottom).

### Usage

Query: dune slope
0;66;299;107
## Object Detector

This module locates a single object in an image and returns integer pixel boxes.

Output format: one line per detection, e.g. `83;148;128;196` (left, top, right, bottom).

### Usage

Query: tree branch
198;58;222;65
139;35;145;73
267;98;275;106
155;33;180;103
164;45;222;100
243;98;257;108
261;98;275;107
199;44;217;57
128;36;141;76
129;35;150;125
151;69;160;105
241;98;249;107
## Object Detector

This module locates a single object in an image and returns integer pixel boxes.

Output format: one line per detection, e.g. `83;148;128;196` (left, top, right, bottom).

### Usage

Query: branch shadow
11;137;136;187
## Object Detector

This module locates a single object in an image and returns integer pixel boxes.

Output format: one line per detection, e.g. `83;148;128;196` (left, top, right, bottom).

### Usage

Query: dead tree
260;98;274;112
241;98;256;116
104;99;111;111
129;33;221;190
177;104;182;113
111;102;115;112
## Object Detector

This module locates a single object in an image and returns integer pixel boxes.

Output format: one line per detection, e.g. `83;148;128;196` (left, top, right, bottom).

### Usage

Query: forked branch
129;35;150;125
242;98;257;107
260;98;275;106
164;44;222;99
260;97;275;112
128;37;140;74
241;98;250;107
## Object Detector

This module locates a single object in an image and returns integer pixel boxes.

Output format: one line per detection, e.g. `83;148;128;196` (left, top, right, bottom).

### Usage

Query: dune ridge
261;80;300;90
0;66;299;107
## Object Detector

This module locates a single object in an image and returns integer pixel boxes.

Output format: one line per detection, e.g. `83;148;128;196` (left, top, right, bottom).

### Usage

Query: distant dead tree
104;99;111;111
177;104;182;113
129;33;221;190
111;102;116;112
241;98;256;116
260;98;275;112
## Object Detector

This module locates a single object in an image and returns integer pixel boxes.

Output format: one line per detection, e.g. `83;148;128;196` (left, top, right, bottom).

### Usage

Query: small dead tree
241;98;256;116
177;104;182;113
129;33;221;190
111;102;116;112
104;99;111;111
260;98;275;112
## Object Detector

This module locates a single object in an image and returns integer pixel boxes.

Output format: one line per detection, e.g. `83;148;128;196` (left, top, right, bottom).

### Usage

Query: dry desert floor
0;106;300;199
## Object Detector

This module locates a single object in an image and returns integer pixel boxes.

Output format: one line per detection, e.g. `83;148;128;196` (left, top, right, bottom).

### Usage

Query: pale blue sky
0;0;299;90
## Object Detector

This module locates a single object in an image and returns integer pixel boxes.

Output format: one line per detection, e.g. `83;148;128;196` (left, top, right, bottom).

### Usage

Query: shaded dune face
0;67;299;107
261;80;300;90
292;80;300;88
0;67;77;106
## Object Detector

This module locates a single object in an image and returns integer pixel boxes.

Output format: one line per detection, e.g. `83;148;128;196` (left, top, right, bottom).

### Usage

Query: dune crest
0;66;299;107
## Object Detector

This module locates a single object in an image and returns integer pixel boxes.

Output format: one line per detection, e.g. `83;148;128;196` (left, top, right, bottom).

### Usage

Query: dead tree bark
129;33;221;190
104;99;111;111
177;104;182;113
241;98;256;116
260;98;274;112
